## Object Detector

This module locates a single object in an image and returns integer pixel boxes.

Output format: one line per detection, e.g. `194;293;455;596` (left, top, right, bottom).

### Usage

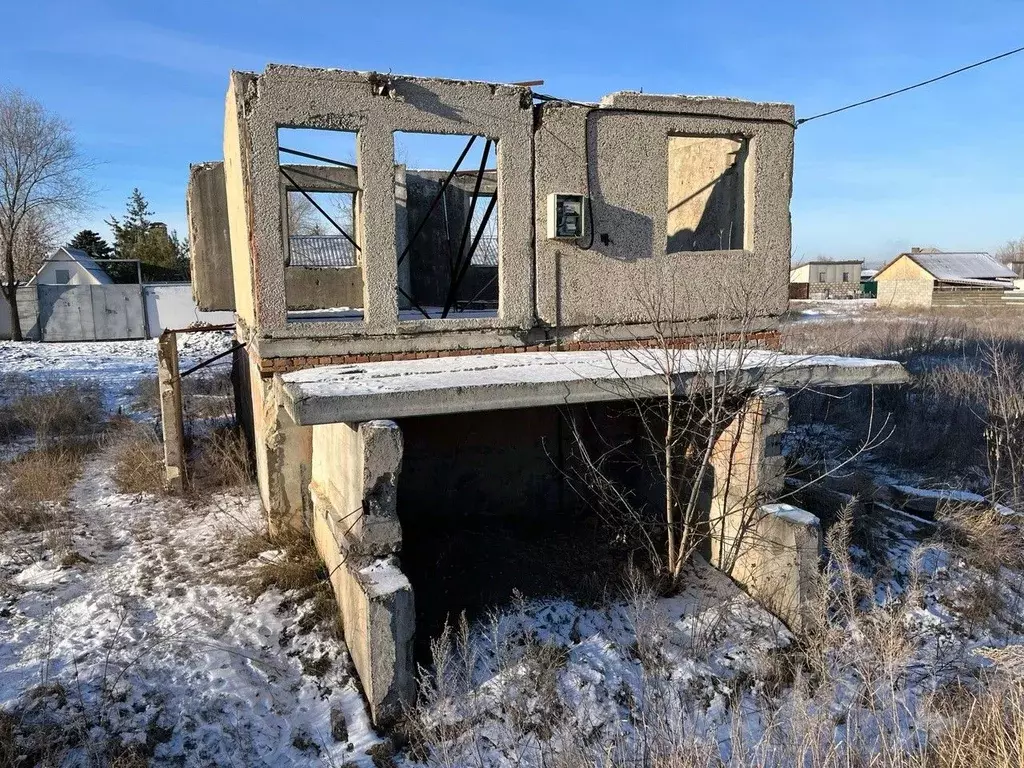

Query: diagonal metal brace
280;166;361;253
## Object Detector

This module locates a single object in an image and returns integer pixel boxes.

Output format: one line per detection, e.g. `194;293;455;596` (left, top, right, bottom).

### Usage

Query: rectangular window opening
394;131;499;321
278;127;364;324
55;269;70;285
666;135;747;253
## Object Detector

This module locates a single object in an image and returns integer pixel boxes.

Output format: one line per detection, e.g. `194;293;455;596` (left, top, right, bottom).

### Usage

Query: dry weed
0;448;84;534
109;423;166;495
10;383;103;448
189;426;252;492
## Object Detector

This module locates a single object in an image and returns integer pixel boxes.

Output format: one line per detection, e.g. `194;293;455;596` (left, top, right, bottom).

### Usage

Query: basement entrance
396;403;662;660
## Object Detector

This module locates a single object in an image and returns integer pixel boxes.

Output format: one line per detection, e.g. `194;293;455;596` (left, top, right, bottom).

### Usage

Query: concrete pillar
707;388;821;629
310;420;414;726
247;356;312;535
157;331;186;493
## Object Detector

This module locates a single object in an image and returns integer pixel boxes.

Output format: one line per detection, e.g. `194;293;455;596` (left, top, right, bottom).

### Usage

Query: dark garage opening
396;403;664;661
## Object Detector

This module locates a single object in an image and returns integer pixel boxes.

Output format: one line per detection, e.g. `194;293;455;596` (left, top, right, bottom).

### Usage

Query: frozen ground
0;333;233;411
3;335;1023;766
786;298;877;322
0;452;380;765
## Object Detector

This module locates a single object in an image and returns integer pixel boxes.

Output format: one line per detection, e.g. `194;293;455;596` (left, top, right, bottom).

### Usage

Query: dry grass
404;500;1024;768
0;447;85;534
7;383;104;449
227;527;336;634
108;422;166;495
189;425;253;492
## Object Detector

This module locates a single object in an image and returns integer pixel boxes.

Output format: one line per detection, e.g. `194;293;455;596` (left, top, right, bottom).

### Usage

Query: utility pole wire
798;44;1024;125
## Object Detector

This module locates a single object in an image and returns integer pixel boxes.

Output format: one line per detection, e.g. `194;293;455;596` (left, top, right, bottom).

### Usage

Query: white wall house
27;247;113;286
789;260;863;285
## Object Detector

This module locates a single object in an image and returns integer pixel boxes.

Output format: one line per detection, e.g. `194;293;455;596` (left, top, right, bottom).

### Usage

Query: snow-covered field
0;334;233;412
2;334;1024;766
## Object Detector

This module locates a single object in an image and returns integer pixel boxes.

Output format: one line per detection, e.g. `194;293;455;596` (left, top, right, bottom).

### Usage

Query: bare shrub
109;422;165;495
10;383;103;448
189;425;252;492
0;448;83;533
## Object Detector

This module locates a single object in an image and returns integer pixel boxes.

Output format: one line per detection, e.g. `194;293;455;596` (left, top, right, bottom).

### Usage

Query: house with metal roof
874;248;1017;308
26;246;113;286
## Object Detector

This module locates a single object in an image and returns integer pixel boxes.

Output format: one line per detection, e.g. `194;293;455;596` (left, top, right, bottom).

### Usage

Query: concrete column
157;331;186;493
310;420;414;726
247;360;312;536
707;388;821;628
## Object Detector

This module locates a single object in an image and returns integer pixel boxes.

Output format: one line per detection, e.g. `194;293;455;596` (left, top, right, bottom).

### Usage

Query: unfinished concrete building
181;65;908;725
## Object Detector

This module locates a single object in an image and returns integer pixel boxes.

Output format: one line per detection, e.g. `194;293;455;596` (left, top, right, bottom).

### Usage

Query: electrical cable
797;44;1024;125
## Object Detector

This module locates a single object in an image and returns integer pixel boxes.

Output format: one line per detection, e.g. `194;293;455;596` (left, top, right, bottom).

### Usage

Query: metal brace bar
280;166;361;253
396;135;477;269
397;286;432;320
443;194;497;318
278;146;358;169
178;342;246;380
442;140;492;317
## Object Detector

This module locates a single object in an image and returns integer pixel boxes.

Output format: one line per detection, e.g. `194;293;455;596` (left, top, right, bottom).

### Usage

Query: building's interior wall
666;136;746;253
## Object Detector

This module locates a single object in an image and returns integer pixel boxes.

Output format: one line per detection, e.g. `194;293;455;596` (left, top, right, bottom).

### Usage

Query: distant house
27;247;113;286
789;259;863;299
874;249;1016;308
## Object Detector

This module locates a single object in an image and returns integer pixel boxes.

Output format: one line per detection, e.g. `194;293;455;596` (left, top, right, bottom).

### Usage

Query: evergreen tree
106;189;178;269
67;229;112;260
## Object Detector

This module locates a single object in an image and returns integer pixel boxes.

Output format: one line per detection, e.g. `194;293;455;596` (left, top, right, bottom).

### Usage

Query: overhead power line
798;44;1024;125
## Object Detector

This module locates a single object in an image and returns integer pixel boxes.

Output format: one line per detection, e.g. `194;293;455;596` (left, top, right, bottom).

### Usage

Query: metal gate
38;285;147;342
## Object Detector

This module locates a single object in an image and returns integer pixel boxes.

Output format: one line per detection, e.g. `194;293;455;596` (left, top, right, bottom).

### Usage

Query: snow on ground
786;298;877;321
406;561;793;767
0;447;382;765
0;333;232;411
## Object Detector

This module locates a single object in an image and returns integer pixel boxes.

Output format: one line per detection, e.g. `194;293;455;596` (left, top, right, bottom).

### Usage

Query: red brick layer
257;330;781;377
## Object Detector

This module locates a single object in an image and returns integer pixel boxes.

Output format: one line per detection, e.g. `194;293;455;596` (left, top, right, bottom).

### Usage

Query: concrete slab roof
280;349;909;426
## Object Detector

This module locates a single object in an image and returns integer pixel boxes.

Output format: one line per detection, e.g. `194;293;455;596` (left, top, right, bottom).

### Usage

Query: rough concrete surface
157;333;186;492
309;417;413;724
187;162;235;312
533;96;794;328
226;66;535;339
280;349;909;425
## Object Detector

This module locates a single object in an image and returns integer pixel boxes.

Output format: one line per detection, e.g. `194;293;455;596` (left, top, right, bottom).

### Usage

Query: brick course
255;330;781;377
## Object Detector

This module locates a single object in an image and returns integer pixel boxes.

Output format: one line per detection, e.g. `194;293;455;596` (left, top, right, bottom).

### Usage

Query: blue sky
2;0;1023;266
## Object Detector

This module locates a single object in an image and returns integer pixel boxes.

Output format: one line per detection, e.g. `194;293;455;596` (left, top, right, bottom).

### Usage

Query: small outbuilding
874;249;1016;308
789;259;863;299
27;247;113;286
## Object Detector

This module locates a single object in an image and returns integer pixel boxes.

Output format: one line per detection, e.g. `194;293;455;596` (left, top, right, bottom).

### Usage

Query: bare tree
996;236;1024;266
0;88;89;340
561;258;891;588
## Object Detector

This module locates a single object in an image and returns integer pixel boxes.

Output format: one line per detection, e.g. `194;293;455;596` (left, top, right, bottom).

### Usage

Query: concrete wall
38;284;147;341
533;93;794;330
404;170;499;309
143;283;234;333
187;162;236;312
208;66;797;360
284;268;364;311
309;420;414;725
225;66;535;343
0;286;40;340
666;136;745;253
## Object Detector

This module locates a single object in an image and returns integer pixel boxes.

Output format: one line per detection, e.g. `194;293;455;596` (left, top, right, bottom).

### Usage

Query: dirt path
0;446;379;766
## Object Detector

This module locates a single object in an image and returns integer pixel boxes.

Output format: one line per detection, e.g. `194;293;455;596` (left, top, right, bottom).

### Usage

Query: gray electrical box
547;193;586;239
